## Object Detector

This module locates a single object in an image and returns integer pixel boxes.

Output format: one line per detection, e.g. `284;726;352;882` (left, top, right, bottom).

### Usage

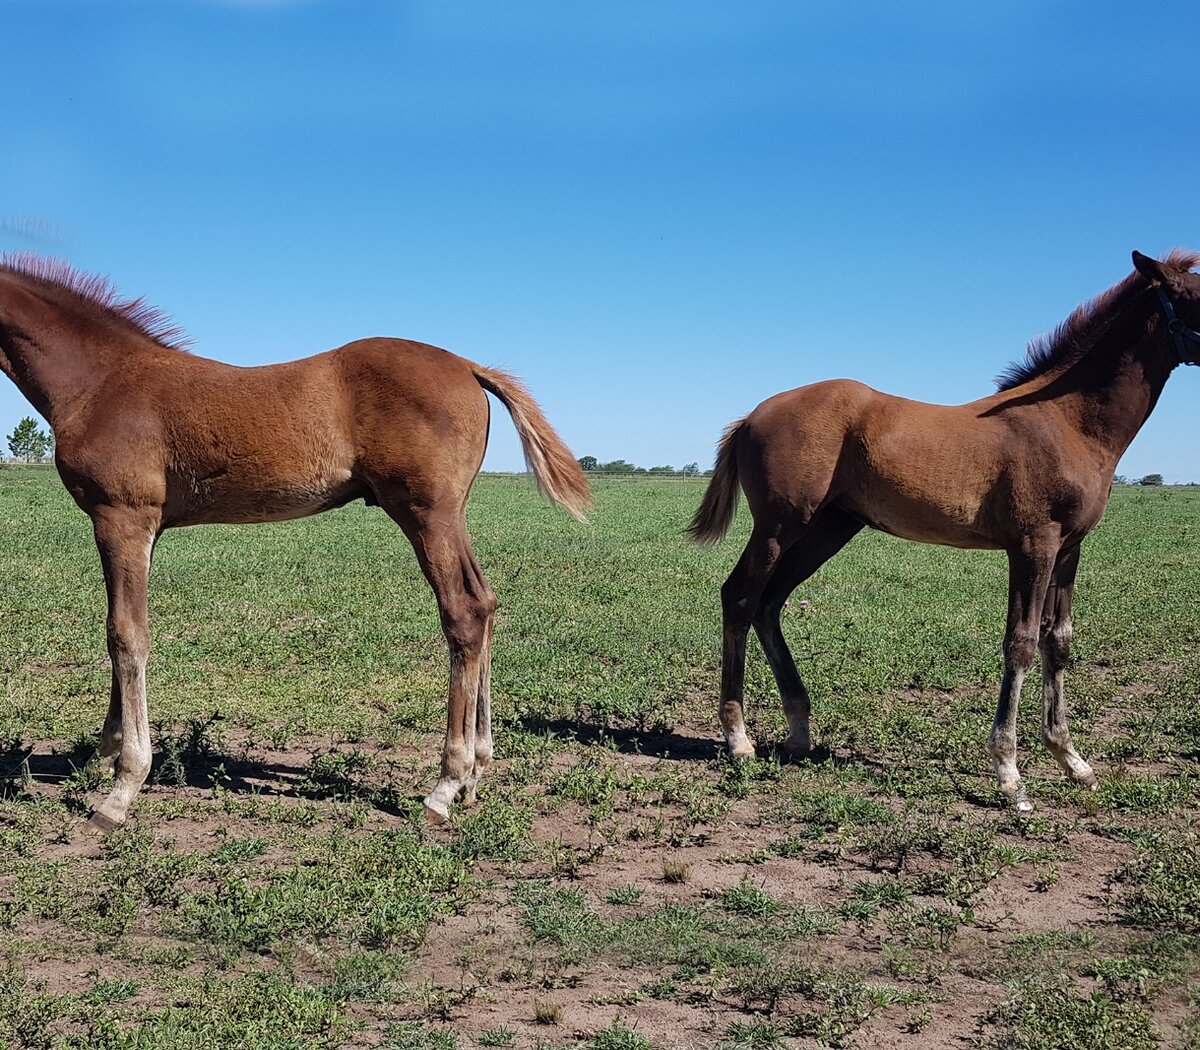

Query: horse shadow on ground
510;714;844;768
0;721;995;818
511;717;1001;808
0;734;413;818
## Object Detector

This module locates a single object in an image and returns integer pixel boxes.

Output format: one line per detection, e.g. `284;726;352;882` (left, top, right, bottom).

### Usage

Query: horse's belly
847;493;1001;550
868;515;1001;550
167;466;361;526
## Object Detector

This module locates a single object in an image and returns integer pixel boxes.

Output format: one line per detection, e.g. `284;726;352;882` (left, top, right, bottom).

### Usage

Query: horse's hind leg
93;684;123;774
1039;545;1098;790
88;507;160;832
987;537;1056;814
752;509;863;757
386;505;496;822
464;546;496;804
719;526;785;758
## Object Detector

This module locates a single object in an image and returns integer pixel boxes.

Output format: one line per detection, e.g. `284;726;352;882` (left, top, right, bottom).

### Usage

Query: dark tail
687;417;745;544
472;365;593;522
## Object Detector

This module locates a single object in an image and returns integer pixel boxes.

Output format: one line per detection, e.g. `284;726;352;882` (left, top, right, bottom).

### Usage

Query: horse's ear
1132;250;1167;284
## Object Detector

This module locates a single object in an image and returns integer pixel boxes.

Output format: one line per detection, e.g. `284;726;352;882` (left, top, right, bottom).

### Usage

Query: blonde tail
472;365;593;521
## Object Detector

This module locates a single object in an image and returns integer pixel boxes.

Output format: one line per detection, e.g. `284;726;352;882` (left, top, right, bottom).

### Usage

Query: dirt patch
3;730;1196;1049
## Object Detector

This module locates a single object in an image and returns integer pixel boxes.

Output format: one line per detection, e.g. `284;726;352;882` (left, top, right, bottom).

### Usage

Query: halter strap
1155;286;1200;366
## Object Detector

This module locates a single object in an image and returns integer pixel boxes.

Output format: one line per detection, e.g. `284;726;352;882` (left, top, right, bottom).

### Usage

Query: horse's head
1132;250;1200;366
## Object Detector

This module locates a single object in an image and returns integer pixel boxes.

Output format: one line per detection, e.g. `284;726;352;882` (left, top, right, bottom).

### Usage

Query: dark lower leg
1038;549;1096;787
752;510;862;755
719;530;783;757
987;541;1056;813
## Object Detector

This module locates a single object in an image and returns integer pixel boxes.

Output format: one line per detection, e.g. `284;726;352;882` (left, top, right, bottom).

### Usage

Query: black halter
1155;286;1200;365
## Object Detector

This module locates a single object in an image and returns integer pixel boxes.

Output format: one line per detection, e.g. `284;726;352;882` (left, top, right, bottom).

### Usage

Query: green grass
987;975;1159;1050
1;466;1199;1046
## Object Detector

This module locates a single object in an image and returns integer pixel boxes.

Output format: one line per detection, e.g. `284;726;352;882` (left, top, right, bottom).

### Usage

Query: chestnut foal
691;250;1200;811
0;254;591;830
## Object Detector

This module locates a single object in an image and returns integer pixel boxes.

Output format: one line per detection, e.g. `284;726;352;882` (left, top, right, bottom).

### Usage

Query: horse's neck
1057;338;1173;465
0;282;105;427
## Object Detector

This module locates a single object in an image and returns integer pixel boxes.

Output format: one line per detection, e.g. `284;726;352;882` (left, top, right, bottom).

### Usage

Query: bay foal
0;254;591;829
691;250;1200;811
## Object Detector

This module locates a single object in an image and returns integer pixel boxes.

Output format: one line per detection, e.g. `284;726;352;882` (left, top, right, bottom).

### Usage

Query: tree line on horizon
1114;474;1171;486
576;456;711;476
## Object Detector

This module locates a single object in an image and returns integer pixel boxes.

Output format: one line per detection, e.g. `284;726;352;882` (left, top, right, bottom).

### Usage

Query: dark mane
0;252;189;351
995;248;1200;392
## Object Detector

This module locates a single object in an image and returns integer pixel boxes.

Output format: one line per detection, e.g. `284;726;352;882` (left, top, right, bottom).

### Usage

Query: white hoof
724;724;756;759
999;780;1033;815
423;777;460;825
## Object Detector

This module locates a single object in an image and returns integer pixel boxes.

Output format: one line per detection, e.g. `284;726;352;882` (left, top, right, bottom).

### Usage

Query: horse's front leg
987;537;1056;814
88;507;160;832
1039;545;1098;790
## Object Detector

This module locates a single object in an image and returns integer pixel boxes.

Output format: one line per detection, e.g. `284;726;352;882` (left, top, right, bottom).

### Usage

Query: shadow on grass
511;713;848;768
0;734;412;817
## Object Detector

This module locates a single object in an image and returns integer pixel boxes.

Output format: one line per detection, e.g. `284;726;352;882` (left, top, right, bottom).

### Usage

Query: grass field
0;465;1198;1049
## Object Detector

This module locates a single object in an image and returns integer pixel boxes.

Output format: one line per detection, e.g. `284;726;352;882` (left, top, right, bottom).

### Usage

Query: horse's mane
995;248;1200;391
0;252;189;351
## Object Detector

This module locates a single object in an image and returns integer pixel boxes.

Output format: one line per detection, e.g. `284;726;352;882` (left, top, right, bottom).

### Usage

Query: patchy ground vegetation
0;468;1197;1048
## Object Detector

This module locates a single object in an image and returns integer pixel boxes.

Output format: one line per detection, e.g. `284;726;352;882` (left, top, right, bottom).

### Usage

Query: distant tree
1137;473;1165;486
597;459;638;474
574;458;706;476
7;417;51;463
1112;474;1129;485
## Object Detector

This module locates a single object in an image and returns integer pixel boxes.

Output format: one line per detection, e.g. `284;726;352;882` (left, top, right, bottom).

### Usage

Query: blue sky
3;1;1199;480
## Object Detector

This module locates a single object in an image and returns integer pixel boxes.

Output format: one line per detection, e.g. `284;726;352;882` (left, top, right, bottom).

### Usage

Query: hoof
1000;783;1034;815
1073;771;1100;791
779;737;812;762
725;734;756;761
85;810;123;835
423;797;450;826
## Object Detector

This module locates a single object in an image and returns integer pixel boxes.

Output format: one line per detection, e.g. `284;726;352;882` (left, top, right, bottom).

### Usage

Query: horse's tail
472;365;593;522
688;417;745;544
